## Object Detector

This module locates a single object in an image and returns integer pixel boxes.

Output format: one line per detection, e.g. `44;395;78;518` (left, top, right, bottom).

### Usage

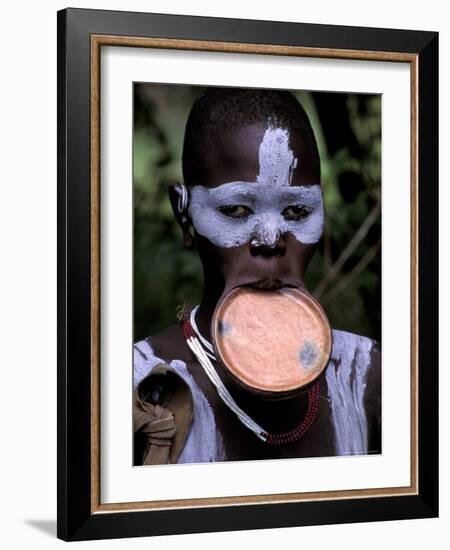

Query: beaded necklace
181;305;320;445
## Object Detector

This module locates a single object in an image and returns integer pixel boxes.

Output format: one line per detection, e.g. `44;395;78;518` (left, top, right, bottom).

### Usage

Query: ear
168;182;195;249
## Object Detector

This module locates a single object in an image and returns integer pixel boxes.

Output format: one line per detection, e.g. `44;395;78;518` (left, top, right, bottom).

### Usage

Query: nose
249;234;286;257
252;216;284;246
249;216;287;256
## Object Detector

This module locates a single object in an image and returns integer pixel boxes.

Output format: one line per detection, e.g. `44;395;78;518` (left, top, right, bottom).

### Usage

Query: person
133;87;381;466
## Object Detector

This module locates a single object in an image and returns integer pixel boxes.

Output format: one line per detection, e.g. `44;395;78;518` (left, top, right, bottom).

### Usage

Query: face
180;121;323;295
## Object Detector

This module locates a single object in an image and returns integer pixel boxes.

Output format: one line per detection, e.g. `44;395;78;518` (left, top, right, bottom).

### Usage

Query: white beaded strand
186;307;267;441
190;306;214;353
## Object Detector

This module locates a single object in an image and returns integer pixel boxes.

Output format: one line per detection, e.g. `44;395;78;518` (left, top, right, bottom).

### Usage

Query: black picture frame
57;7;438;542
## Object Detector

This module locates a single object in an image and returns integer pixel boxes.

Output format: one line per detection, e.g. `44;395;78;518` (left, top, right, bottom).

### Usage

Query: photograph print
132;84;382;466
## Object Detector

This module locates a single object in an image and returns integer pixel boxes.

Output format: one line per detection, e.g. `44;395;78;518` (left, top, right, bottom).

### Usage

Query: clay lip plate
212;287;332;393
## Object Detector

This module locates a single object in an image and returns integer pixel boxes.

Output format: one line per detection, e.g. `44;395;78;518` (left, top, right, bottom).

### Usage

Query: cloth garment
133;363;194;465
133;329;379;465
134;343;226;465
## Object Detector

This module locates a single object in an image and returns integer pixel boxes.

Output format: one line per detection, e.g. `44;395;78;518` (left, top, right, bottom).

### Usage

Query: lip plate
211;286;333;398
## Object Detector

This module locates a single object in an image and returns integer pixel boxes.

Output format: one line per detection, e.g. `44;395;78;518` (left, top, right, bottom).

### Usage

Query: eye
282;205;312;221
218;205;253;219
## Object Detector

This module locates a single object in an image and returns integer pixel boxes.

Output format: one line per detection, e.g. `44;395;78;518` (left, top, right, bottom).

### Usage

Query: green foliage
133;84;381;342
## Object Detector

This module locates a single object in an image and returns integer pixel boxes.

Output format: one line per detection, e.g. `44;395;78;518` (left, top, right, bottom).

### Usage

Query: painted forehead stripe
188;126;324;248
257;127;298;187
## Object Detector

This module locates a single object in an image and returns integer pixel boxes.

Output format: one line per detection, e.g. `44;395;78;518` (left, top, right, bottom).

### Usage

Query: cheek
282;235;317;266
197;236;252;282
294;242;317;271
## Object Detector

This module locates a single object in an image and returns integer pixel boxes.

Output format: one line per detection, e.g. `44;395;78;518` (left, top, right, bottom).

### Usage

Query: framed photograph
57;7;438;541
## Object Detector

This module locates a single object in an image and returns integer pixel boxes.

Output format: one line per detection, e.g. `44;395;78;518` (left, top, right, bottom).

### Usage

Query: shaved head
182;87;320;187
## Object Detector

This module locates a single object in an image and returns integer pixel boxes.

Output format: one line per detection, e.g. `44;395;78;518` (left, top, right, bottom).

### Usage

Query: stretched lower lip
248;278;293;291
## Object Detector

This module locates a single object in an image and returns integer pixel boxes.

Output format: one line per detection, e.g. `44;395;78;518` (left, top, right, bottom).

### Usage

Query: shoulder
133;323;191;388
133;333;187;387
134;328;226;464
147;323;192;363
326;330;381;455
327;329;381;415
133;339;161;388
330;329;380;364
329;329;380;382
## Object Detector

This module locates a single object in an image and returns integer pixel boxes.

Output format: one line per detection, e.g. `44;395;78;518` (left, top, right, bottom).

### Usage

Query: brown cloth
133;363;194;465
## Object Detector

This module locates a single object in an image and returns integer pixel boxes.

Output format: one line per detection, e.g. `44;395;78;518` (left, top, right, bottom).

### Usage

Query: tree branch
313;201;381;299
321;238;381;306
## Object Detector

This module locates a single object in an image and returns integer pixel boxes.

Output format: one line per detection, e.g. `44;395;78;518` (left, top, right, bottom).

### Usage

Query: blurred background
133;84;381;342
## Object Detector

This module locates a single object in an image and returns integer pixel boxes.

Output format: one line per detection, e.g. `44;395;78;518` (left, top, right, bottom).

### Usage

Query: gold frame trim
90;35;419;514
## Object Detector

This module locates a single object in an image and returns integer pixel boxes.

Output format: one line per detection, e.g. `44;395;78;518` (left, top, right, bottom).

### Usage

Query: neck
225;378;312;434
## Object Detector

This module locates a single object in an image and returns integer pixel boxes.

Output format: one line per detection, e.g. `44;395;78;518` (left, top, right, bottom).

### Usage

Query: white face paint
188;125;324;248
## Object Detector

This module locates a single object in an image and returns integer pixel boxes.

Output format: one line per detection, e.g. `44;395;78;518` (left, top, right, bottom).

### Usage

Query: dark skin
148;123;381;460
